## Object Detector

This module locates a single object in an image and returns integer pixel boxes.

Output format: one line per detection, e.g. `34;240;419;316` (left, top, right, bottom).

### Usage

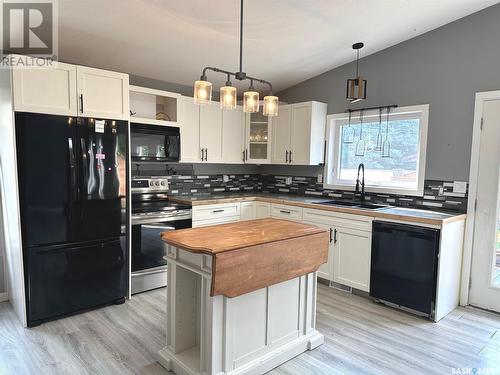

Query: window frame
323;104;429;196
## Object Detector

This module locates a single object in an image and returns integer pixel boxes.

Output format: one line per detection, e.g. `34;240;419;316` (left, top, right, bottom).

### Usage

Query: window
324;105;429;196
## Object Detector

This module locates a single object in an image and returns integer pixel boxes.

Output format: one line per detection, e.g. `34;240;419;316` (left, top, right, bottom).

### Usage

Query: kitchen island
158;218;329;375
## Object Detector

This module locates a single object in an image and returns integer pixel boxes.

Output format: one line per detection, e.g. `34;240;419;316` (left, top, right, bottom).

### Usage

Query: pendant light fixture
193;0;278;116
375;107;383;151
346;42;367;103
343;110;355;144
220;74;237;110
355;110;366;157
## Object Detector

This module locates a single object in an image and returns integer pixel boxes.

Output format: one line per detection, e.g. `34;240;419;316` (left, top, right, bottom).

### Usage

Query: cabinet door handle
289;150;293;163
245;148;248;161
242;150;246;162
201;148;204;161
212;209;224;213
280;210;291;214
285;150;289;163
205;148;208;161
329;228;333;243
334;228;338;243
79;94;84;113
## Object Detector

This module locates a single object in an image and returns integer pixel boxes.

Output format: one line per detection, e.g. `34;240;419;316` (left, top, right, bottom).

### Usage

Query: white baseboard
0;292;8;303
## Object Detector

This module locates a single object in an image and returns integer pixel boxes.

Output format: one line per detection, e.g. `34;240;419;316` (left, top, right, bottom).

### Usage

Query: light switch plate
223;175;229;183
285;177;293;185
453;181;467;194
317;174;323;184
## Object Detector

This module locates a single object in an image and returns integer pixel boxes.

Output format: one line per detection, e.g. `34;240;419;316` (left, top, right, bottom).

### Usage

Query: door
12;60;77;116
26;237;127;325
334;226;372;292
15;113;78;246
303;221;334;281
470;99;500;312
199;103;223;162
246;112;271;163
256;202;271;219
271;105;291;164
222;107;244;163
77;118;128;241
240;202;256;221
77;66;129;120
179;97;201;162
290;103;312;165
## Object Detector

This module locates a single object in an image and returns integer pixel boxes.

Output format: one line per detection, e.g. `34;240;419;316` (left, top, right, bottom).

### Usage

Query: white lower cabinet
302;208;372;291
240;201;256;221
256;202;271;219
270;204;303;221
333;226;372;292
192;203;241;227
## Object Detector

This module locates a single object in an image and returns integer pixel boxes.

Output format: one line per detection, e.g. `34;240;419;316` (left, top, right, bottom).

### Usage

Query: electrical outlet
453;181;467;194
317;174;323;184
285;177;293;185
223;175;229;183
438;186;444;196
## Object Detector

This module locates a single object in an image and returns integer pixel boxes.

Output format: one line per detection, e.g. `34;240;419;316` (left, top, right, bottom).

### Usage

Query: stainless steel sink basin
313;200;389;210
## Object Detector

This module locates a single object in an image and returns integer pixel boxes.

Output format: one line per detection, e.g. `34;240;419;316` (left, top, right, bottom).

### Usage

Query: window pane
339;118;420;190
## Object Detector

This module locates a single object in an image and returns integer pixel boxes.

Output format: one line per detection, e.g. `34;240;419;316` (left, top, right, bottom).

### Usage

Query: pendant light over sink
193;0;278;116
346;42;367;103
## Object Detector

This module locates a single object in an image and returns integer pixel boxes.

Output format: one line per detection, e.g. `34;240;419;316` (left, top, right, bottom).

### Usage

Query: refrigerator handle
68;138;76;218
80;138;88;204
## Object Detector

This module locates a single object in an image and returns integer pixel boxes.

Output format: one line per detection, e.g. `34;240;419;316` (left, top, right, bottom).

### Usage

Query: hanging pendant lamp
193;0;278;116
355;110;366;157
346;42;367;103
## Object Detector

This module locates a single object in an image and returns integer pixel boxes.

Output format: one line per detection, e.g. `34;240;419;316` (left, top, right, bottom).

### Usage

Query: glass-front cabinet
244;111;271;163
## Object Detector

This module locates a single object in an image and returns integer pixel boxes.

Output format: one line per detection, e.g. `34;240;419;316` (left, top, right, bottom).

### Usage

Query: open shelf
130;85;180;126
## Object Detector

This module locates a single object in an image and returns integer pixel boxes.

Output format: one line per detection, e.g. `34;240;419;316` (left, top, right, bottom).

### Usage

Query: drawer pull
213;209;225;213
280;210;291;214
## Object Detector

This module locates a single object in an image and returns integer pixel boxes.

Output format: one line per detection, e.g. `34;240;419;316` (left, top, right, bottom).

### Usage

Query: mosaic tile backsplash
158;173;468;213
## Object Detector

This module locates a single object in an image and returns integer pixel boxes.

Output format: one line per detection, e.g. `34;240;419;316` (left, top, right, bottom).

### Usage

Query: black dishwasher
370;221;440;317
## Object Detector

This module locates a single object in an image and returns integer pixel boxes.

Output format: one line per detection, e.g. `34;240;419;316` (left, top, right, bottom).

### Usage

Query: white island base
157;246;324;375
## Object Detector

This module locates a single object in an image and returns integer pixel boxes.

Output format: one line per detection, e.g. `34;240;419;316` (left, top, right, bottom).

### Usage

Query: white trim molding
323;104;429;197
460;90;500;306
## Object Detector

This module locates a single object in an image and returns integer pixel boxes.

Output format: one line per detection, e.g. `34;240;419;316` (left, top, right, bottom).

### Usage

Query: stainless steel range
131;176;191;294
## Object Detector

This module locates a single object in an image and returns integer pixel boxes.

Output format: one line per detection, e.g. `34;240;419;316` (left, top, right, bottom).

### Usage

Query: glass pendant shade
220;86;237;109
263;95;279;116
243;91;259;113
193;80;212;104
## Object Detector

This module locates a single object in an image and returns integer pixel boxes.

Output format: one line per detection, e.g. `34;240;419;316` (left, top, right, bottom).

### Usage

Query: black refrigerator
15;112;129;327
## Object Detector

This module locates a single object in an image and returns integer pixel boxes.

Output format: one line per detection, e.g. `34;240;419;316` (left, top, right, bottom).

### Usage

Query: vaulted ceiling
58;0;499;93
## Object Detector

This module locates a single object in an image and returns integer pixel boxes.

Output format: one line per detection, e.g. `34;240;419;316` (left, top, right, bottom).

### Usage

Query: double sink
313;200;390;211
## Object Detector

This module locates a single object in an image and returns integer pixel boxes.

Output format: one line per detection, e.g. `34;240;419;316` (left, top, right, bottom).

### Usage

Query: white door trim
460;90;500;306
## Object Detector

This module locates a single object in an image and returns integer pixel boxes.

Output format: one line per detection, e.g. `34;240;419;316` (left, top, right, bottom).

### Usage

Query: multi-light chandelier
193;0;278;116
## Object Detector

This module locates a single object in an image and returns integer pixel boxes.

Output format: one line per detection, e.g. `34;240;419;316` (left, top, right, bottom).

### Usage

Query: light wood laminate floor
1;284;500;375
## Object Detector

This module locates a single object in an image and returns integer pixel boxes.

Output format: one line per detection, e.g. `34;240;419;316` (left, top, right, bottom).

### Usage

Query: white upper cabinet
244;111;272;164
199;103;223;163
12;60;78;116
271;105;292;164
222;107;244;163
76;66;129;120
271;101;327;165
179;96;201;163
129;85;179;126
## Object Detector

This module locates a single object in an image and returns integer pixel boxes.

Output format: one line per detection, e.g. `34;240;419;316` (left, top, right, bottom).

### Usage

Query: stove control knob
160;181;166;186
149;181;154;187
155;181;160;186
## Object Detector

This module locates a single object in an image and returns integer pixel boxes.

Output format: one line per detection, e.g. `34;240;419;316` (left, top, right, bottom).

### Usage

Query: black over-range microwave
130;123;180;162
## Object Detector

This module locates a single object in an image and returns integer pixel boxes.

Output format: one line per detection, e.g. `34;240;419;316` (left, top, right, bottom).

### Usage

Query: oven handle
131;267;167;277
142;224;176;230
131;213;192;225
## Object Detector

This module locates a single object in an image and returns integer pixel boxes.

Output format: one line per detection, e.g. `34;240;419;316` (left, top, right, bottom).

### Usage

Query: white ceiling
58;0;499;93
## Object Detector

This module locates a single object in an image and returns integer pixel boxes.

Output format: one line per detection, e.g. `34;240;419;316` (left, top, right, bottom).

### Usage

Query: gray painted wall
277;3;500;182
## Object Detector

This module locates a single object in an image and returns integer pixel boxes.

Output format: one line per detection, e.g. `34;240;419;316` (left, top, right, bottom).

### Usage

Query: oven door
131;218;191;273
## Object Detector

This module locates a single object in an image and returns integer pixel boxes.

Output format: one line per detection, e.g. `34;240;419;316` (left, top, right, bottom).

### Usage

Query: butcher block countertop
161;218;325;254
161;218;329;298
169;192;466;226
